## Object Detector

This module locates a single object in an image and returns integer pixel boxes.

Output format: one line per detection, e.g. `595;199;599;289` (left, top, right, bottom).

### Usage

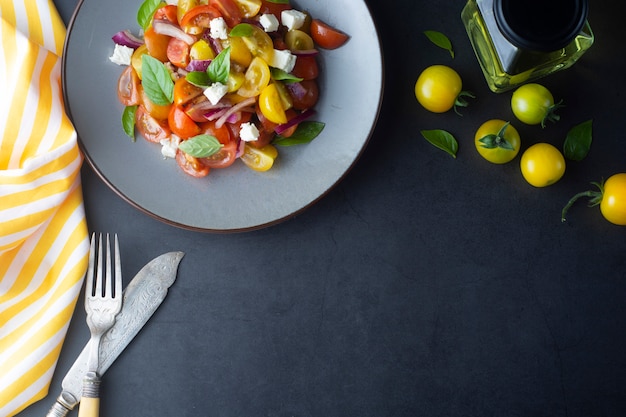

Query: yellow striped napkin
0;0;89;415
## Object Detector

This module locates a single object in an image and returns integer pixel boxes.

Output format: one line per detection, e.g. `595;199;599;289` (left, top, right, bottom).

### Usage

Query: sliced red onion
153;19;196;45
215;97;256;128
203;107;229;121
235;138;246;158
275;109;316;135
186;59;212;72
186;99;231;122
285;81;307;100
291;48;319;56
112;30;144;49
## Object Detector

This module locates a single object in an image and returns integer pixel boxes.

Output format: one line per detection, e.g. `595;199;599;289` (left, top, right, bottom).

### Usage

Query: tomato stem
541;99;564;128
453;91;475;116
478;122;515;150
561;181;604;222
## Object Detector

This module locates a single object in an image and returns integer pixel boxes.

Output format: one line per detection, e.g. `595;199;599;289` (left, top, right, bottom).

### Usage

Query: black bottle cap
494;0;588;51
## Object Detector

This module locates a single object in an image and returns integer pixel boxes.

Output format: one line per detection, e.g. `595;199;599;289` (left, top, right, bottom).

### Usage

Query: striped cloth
0;0;89;415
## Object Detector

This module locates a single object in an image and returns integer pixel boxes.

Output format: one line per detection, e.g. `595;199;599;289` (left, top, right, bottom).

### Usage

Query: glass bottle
461;0;594;93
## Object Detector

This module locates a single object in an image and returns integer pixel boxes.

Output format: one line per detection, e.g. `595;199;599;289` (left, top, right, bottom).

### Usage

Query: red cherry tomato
153;5;178;23
259;0;291;18
117;65;141;106
288;80;319;110
208;0;242;27
143;26;170;62
135;105;171;143
310;19;349;49
167;37;191;68
291;55;318;80
176;150;210;177
180;5;222;33
168;105;201;139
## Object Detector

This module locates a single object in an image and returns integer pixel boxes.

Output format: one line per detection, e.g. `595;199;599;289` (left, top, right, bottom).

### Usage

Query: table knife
45;251;184;417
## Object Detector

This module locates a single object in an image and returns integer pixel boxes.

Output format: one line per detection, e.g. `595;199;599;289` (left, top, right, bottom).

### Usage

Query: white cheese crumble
210;17;229;40
109;44;134;66
281;9;307;31
203;82;228;105
270;49;296;73
259;13;280;32
160;135;181;159
239;122;260;142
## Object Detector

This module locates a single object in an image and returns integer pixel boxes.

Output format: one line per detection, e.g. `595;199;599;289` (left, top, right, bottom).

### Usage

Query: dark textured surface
19;1;626;416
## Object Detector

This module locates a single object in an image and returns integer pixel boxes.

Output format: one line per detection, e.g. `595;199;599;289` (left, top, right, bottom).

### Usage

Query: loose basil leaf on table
424;30;454;58
421;129;458;158
563;119;593;161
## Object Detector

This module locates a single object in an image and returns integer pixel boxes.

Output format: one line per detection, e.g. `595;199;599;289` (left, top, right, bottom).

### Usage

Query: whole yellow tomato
474;119;521;164
414;65;474;114
520;143;565;187
562;173;626;225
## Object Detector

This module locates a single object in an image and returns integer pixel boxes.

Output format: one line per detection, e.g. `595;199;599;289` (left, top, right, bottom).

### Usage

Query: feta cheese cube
270;49;296;73
204;82;228;105
260;13;280;32
281;9;307;31
240;122;260;142
210;17;228;40
160;135;181;159
109;44;134;66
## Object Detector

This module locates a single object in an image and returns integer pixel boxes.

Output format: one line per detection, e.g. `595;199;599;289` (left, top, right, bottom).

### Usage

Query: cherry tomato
474;119;521;164
288;80;319;110
240;143;277;171
209;0;242;27
167;38;192;68
259;0;291;18
520;143;565;187
228;35;253;67
180;5;222;34
177;0;198;24
240;24;274;63
141;87;172;120
153;5;178;23
199;139;238;169
143;26;170;62
117;65;141;106
285;30;315;51
135;105;171;143
562;173;626;226
511;83;562;128
199;119;232;145
173;77;204;106
234;0;262;18
291;55;319;80
237;56;270;97
414;65;473;114
130;44;149;79
309;19;349;49
168;105;201;139
176;150;210;177
259;83;287;124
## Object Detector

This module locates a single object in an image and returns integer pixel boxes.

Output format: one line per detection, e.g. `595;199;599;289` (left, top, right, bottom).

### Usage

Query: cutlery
77;234;123;417
46;250;184;417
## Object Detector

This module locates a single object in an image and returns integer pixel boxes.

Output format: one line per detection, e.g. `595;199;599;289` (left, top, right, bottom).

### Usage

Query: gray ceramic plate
63;0;383;232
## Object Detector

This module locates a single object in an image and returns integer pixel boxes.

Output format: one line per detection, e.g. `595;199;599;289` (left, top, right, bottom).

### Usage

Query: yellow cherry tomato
259;83;287;124
562;173;626;225
189;39;215;61
240;24;274;63
237;56;270;97
474;119;521;164
228;35;252;67
520;143;565;187
511;83;562;128
130;44;149;79
240;143;277;171
233;0;262;17
414;65;473;114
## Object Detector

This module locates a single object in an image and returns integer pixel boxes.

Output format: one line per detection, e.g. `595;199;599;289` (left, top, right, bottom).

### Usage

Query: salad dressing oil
461;0;594;92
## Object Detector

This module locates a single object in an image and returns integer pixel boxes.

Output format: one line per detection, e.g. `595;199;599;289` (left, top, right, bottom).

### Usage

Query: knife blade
45;251;184;417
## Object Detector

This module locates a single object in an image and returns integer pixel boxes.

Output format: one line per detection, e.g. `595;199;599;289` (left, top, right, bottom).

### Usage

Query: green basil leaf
424;30;454;58
271;68;303;83
229;23;254;37
273;121;325;146
207;47;230;84
178;134;223;158
141;54;174;106
137;0;162;30
122;105;137;140
563;119;593;161
186;71;212;88
421;129;458;158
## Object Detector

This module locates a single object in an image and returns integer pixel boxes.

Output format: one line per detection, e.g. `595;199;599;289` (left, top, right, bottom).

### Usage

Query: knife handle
77;371;101;417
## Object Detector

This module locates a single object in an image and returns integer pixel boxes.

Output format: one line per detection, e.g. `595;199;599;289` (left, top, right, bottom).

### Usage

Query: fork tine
95;233;104;298
104;233;113;298
113;234;122;299
85;233;96;299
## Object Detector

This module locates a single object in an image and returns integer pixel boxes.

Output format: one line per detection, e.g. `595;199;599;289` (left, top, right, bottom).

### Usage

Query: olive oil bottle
461;0;594;92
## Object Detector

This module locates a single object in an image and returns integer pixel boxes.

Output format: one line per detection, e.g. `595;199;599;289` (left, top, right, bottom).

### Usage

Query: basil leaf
137;0;161;30
273;121;325;146
424;30;454;58
207;47;230;84
229;23;254;37
186;71;212;88
271;68;303;83
122;105;137;140
178;134;223;158
563;119;593;161
421;129;458;158
141;54;174;106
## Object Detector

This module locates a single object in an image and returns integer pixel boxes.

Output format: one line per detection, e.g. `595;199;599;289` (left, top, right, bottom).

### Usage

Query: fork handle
77;371;101;417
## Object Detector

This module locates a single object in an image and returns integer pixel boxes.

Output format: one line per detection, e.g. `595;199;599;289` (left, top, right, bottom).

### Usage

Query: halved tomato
135;105;171;143
153;5;178;23
209;0;242;27
291;55;318;80
117;65;141;106
167;37;191;68
141;87;172;120
259;0;290;19
288;79;319;110
237;56;270;97
144;26;170;62
310;19;349;49
180;5;222;34
168;105;201;139
176;150;210;177
174;77;204;105
240;143;277;171
259;83;287;124
199;140;238;169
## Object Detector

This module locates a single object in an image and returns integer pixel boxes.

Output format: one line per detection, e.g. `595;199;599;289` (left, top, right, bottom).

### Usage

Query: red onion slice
274;109;316;135
112;30;144;49
153;19;196;45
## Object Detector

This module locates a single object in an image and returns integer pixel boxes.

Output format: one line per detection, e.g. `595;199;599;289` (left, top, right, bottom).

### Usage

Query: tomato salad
111;0;348;177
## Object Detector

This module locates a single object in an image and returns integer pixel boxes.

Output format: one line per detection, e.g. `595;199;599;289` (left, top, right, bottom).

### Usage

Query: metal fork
77;233;123;417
